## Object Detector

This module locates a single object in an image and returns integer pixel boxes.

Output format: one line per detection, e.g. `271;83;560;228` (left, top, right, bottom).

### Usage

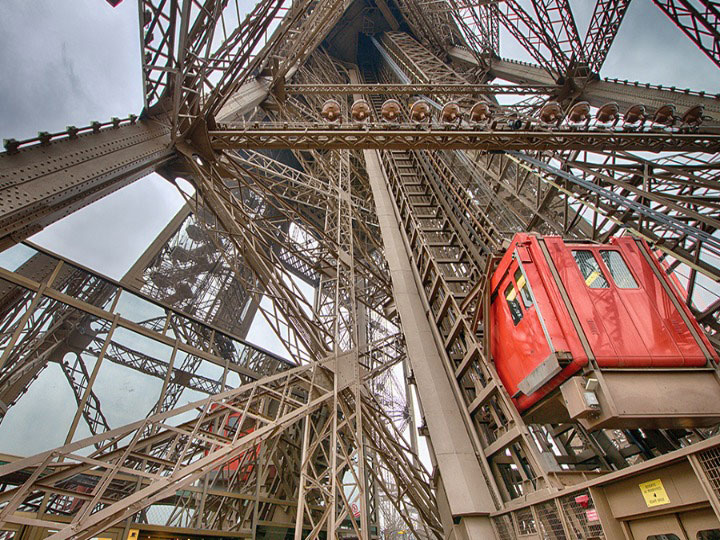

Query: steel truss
652;0;720;69
1;1;720;539
208;125;720;153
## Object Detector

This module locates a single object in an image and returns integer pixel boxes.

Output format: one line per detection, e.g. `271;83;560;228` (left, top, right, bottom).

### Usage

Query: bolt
3;139;19;154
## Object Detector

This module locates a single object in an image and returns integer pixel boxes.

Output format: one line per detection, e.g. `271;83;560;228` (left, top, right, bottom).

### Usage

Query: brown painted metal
1;1;720;539
208;125;720;152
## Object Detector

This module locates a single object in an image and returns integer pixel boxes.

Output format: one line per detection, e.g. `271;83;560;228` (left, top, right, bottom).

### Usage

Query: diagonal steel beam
653;0;720;68
532;0;584;65
582;0;632;73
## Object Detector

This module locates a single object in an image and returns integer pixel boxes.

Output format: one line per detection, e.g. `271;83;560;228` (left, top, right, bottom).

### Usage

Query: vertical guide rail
378;141;555;501
363;35;559;508
364;145;497;537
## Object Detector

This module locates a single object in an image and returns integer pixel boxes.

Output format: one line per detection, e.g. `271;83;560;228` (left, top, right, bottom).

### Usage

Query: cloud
0;0;142;140
604;0;720;92
59;41;98;112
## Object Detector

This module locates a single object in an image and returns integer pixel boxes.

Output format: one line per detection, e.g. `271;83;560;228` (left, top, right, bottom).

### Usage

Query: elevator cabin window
514;269;533;309
226;415;239;434
601;250;638;288
572;250;609;288
647;536;680;540
698;530;720;539
505;282;523;325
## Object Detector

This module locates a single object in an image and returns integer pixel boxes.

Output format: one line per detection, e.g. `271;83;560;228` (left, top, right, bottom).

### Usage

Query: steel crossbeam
0;119;172;251
284;83;556;95
208;125;720;152
490;57;720;120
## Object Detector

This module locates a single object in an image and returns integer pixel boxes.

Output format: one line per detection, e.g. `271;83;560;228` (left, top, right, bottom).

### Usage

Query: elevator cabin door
491;264;551;399
628;508;720;539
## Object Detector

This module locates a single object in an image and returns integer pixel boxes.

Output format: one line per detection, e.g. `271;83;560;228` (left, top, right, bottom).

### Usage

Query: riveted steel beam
0;120;172;250
284;83;557;95
209;125;720;152
491;58;720;120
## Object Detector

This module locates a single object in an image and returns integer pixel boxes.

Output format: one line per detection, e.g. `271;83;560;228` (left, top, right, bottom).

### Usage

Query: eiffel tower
1;1;720;539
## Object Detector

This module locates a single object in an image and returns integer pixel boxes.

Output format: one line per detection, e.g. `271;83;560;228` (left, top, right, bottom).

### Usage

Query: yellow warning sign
639;478;670;507
127;530;140;540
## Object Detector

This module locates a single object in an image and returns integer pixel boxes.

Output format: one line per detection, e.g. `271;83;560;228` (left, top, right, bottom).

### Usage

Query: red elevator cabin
205;404;269;482
488;233;720;429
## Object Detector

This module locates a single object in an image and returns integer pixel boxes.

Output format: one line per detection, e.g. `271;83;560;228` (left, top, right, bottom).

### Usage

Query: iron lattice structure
0;1;720;539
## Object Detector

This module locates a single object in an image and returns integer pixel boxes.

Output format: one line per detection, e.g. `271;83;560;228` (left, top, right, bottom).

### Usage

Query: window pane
514;269;533;309
647;535;680;540
226;415;239;434
601;250;638;288
572;250;609;289
698;530;720;540
505;283;523;325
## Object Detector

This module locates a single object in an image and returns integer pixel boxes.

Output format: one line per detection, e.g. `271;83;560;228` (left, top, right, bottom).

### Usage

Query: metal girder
284;83;556;95
179;151;332;363
496;0;568;74
582;0;632;73
59;353;113;439
215;78;272;123
294;149;369;538
179;148;392;363
168;58;426;537
0;119;172;250
97;338;224;395
450;0;500;58
393;0;458;57
380;32;469;85
196;147;385;289
138;0;183;110
364;147;496;533
532;0;584;65
209;125;720;153
139;0;284;133
360;393;442;537
195;1;284;121
491;58;720;120
653;0;720;69
264;0;351;90
234;151;377;229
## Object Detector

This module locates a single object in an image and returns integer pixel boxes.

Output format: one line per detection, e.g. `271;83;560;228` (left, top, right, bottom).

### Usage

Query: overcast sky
0;0;190;280
1;0;719;456
1;0;718;282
